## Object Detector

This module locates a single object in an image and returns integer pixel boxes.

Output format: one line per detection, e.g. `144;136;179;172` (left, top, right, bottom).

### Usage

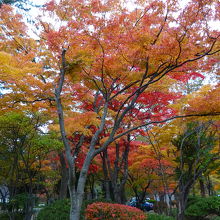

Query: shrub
148;213;175;220
185;196;220;219
0;193;36;220
37;198;115;220
186;195;201;208
0;212;24;220
81;198;115;219
85;202;146;220
37;199;70;220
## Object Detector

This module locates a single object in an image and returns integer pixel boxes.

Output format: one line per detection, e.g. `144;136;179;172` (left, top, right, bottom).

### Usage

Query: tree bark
177;186;190;220
206;175;213;196
69;152;94;220
101;150;111;200
59;152;69;199
105;139;130;204
199;178;206;197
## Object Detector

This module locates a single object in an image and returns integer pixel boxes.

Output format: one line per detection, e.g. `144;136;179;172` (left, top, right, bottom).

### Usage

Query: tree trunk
55;49;108;220
59;152;69;199
101;150;111;200
113;187;121;203
88;175;96;200
24;193;35;220
104;180;111;200
177;195;185;220
112;178;127;204
199;178;206;197
177;185;190;220
110;140;130;204
206;175;213;196
69;152;94;220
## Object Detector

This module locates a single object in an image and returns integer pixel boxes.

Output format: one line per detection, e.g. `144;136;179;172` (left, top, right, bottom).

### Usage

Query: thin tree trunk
55;49;78;220
24;189;35;220
177;184;191;220
177;193;186;220
199;178;206;197
101;150;111;200
59;152;68;199
206;175;213;196
110;138;130;204
89;175;96;199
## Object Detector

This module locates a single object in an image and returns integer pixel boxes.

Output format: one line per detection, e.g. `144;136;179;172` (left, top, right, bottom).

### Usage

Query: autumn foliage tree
0;5;61;219
34;0;220;219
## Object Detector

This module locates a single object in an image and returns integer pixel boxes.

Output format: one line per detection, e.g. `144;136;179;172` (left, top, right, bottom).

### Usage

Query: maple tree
125;128;177;214
99;137;135;203
0;4;56;116
94;82;179;203
0;5;65;207
35;0;220;219
128;118;220;219
186;84;220;116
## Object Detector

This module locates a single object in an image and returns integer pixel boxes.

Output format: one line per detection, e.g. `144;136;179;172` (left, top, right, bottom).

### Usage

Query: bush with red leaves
85;202;147;220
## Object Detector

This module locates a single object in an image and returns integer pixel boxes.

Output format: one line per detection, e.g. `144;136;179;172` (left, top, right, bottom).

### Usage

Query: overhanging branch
94;112;220;156
113;112;220;141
